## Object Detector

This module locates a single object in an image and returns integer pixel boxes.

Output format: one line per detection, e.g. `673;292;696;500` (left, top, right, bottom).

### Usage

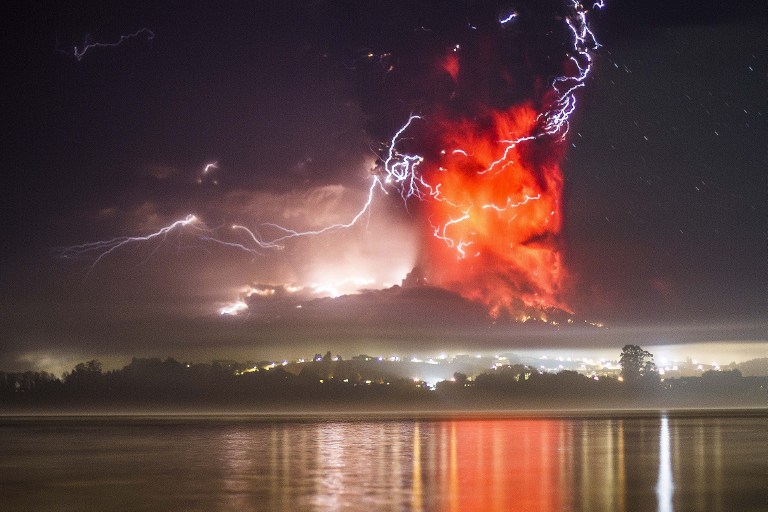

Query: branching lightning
55;213;276;271
55;215;201;268
262;176;387;243
58;28;155;61
358;0;604;260
60;1;605;318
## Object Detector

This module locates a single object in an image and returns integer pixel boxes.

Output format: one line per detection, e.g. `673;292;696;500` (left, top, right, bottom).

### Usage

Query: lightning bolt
542;2;602;137
55;214;275;271
60;2;606;319
499;11;520;25
58;28;155;61
55;214;201;268
223;114;427;248
261;176;387;243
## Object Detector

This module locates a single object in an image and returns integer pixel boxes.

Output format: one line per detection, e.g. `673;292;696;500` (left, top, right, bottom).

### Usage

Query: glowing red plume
419;102;571;318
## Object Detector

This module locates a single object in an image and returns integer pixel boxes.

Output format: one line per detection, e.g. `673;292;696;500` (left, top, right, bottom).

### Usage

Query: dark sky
1;1;765;372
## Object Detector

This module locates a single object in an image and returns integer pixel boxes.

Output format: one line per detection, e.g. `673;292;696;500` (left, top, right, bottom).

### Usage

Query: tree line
1;346;765;411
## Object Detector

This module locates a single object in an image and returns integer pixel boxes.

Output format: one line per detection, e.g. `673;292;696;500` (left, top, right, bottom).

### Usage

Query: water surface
0;412;765;511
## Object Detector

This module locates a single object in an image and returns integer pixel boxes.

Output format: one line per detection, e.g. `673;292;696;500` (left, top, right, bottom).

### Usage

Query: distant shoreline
2;406;766;422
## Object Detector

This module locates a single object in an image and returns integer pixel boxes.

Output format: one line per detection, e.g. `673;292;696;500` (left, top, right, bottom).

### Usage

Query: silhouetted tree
453;372;468;386
75;360;102;374
0;370;61;394
701;368;744;391
299;365;321;382
65;359;104;396
620;345;655;383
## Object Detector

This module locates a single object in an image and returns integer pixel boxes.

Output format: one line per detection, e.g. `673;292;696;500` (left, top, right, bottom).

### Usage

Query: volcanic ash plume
377;1;604;319
417;102;570;319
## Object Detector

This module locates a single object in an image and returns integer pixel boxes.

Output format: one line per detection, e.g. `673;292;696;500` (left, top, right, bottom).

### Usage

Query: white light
656;416;674;512
219;300;247;316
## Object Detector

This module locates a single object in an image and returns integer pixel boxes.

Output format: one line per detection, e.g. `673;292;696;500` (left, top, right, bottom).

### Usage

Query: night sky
1;0;765;372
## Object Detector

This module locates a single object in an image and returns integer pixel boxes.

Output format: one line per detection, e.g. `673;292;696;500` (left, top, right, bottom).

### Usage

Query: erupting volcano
377;1;601;319
55;0;604;322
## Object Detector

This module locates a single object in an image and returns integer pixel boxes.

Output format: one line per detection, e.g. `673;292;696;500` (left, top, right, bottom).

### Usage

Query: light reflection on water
0;413;765;511
656;415;673;512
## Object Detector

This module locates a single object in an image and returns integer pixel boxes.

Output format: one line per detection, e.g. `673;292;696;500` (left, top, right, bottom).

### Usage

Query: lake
0;411;765;511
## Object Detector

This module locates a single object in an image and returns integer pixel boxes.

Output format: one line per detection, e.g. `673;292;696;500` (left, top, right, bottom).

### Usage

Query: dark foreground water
0;412;765;511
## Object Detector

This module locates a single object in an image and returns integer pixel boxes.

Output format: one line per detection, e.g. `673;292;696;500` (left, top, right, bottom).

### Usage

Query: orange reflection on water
438;419;563;512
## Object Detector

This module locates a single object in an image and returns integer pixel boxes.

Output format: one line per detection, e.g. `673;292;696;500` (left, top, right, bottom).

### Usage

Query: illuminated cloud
65;177;418;314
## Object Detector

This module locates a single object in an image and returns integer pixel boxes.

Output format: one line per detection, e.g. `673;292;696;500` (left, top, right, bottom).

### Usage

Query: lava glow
420;103;569;317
